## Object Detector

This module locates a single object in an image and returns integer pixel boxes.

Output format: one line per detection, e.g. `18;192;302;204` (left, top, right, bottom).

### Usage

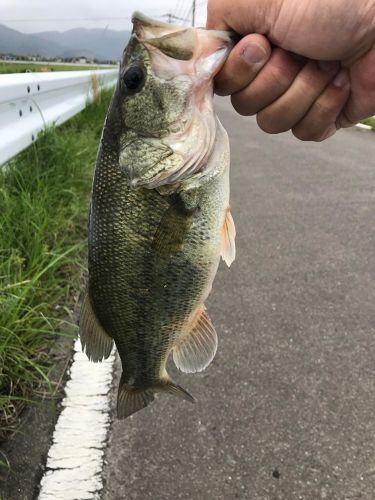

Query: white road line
38;339;115;500
356;123;372;131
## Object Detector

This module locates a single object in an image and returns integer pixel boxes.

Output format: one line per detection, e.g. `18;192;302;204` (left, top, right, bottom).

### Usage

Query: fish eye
122;65;145;93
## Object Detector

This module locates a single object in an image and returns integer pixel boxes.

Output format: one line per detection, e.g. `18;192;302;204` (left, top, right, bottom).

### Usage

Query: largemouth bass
79;12;236;419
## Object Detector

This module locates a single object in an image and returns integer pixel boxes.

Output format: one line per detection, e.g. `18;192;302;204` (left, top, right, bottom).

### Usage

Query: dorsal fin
173;306;218;373
221;207;236;267
79;293;114;362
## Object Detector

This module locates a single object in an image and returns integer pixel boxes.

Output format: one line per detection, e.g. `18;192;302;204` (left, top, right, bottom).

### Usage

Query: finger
214;34;271;96
338;46;375;128
230;48;305;115
292;69;350;141
256;60;341;134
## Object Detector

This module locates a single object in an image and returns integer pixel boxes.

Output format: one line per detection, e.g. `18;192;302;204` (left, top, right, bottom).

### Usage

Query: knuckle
296;71;317;88
214;85;231;97
256;111;286;134
292;123;336;142
291;94;343;141
214;73;233;96
336;110;354;129
268;64;293;89
231;95;253;116
314;98;337;118
271;48;302;79
316;126;337;141
292;126;315;141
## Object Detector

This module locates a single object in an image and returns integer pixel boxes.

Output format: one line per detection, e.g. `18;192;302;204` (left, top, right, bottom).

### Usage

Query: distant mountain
0;24;66;59
39;28;131;61
0;24;131;61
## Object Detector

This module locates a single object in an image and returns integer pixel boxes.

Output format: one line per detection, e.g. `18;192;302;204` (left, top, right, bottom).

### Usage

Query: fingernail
333;69;350;88
318;60;340;73
241;43;267;65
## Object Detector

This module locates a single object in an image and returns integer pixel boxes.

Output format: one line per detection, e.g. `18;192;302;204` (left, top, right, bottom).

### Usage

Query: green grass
361;116;375;130
0;62;111;74
0;88;113;439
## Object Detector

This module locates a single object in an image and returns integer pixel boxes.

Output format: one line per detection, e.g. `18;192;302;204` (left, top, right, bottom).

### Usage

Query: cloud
0;0;207;33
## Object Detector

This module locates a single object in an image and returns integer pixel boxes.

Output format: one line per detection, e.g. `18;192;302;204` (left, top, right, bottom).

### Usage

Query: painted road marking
356;123;372;131
38;339;115;500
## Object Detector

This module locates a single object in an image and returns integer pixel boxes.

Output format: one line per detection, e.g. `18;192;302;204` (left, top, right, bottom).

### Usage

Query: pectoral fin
221;207;236;267
152;193;196;255
173;306;218;373
152;208;190;254
79;293;114;362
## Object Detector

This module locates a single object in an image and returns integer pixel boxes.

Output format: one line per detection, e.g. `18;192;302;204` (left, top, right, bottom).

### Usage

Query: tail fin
117;374;195;419
117;380;155;419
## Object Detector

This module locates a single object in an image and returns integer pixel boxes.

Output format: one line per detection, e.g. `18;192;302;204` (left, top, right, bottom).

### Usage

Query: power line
0;5;206;28
161;13;191;24
2;17;132;23
175;0;191;24
193;1;208;25
180;3;193;26
173;0;187;19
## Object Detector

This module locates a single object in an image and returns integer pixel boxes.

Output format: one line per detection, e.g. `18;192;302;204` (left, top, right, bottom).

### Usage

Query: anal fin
173;306;218;373
221;207;236;267
157;379;196;403
79;293;114;362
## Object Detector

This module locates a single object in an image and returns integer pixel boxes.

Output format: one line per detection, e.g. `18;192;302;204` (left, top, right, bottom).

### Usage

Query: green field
0;61;110;74
361;116;375;130
0;88;113;444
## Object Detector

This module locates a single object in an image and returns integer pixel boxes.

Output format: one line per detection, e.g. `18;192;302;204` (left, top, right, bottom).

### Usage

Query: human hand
207;0;375;141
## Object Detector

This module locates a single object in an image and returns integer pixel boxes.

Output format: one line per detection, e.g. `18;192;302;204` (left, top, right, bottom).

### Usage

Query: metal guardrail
0;69;118;165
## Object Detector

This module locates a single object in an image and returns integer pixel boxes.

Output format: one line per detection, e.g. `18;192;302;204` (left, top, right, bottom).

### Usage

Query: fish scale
79;12;236;419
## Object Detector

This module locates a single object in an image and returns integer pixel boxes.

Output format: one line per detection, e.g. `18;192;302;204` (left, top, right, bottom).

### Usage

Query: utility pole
162;13;173;23
192;0;196;27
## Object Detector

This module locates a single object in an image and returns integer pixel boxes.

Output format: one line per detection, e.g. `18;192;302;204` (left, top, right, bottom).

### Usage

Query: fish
79;12;236;419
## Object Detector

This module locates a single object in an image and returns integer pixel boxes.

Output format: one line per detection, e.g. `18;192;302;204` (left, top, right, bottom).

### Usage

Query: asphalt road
102;99;375;500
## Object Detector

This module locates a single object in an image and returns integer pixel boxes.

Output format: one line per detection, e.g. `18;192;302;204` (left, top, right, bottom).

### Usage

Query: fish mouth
132;11;235;78
132;11;182;39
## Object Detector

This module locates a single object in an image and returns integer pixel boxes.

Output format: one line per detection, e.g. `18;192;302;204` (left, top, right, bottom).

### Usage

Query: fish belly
88;154;227;387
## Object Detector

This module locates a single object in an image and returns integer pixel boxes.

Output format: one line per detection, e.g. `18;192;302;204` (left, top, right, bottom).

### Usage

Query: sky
0;0;208;33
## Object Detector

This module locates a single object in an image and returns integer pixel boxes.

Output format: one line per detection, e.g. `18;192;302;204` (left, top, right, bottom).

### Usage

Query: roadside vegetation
0;62;111;74
0;88;113;445
361;116;375;131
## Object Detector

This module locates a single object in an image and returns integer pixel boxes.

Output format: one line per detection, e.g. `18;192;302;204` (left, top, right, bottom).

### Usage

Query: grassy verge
0;88;113;442
360;116;375;131
0;62;112;74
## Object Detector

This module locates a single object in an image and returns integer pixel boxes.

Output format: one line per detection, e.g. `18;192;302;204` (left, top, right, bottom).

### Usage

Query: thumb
206;0;270;34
